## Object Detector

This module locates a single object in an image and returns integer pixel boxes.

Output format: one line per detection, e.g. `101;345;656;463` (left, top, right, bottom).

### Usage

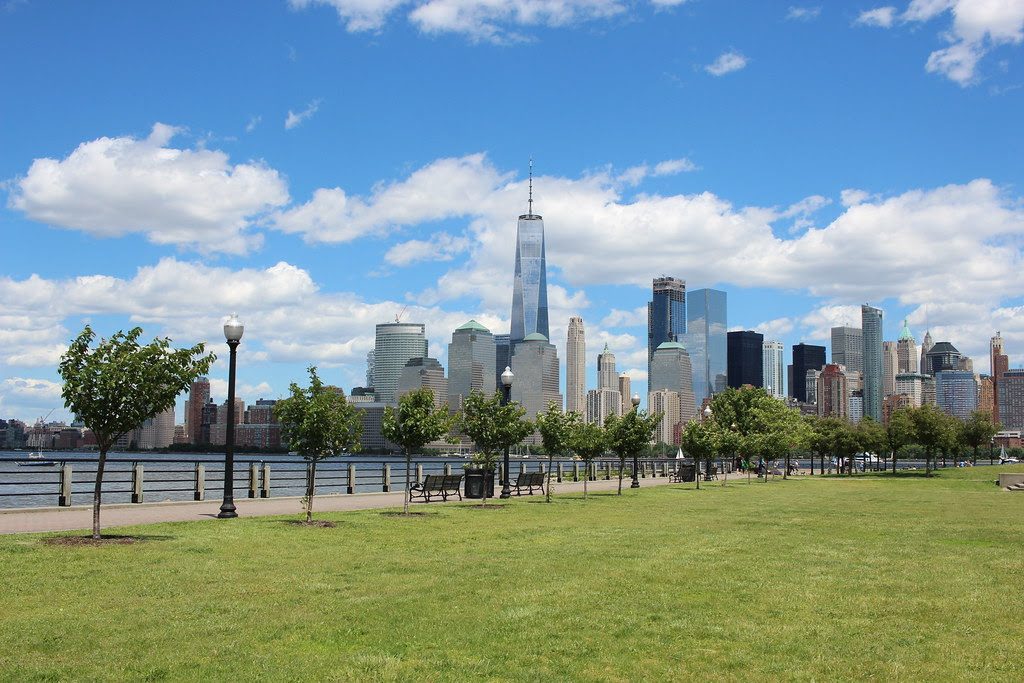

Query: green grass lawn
2;467;1023;681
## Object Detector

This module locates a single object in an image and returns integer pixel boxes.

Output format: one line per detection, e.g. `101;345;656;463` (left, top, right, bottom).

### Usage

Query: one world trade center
510;162;549;344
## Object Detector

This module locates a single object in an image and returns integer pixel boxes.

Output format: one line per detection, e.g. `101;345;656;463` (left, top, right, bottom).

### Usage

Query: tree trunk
695;456;701;490
925;452;932;477
617;457;625;495
784;453;790;479
306;460;317;522
583;472;588;500
404;450;411;515
972;445;978;466
92;448;108;539
545;454;554;503
892;451;898;474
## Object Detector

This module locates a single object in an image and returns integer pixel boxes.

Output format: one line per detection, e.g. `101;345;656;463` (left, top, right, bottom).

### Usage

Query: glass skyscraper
510;185;549;344
647;276;686;381
861;304;884;422
373;322;428;406
686;288;727;405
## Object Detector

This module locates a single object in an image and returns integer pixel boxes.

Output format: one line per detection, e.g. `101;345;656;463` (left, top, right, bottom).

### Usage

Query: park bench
409;473;463;502
513;471;545;496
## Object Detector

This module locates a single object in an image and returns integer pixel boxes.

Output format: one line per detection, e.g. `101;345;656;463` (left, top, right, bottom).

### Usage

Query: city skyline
2;2;1023;423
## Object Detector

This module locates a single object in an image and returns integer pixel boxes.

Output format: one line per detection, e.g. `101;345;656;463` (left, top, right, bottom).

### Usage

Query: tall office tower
991;332;1009;424
920;330;934;375
831;326;864;374
935;369;978;420
922;375;936;406
883;341;898;398
896;373;928;407
762;340;785;399
924;342;962;376
727;330;764;389
510;333;562;421
805;369;821;405
996;369;1024;430
448;320;497;410
861;304;884;422
566;316;586;415
978;375;995;416
365;350;375;389
374;322;428;405
897;320;919;373
597;343;617;390
848;391;864;424
686;288;727;405
396;357;449;409
510;165;549;345
649;341;698;424
648;389;682;445
787;364;794;398
618;373;632;414
816;364;849;419
187;377;210;444
791;343;826;403
494;334;511;390
647;276;686;380
586;388;622;425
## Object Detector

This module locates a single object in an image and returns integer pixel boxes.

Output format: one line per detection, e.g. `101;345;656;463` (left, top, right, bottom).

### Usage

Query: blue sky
2;0;1023;423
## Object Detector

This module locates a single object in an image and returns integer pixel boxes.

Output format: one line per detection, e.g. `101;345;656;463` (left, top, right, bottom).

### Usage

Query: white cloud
786;6;821;21
840;188;872;207
285;99;322;129
800;305;863;341
856;6;897;27
384;232;470;266
246;115;262;133
0;377;64;420
600;306;648;328
755;317;795;339
705;51;748;76
653;158;698;176
7;123;289;255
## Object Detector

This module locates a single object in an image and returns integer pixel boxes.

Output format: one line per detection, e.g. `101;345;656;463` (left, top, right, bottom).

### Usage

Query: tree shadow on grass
42;534;175;547
378;510;438;517
282;519;337;528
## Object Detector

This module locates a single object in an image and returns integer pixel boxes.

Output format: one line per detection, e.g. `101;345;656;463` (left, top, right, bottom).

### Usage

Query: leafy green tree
909;404;947;476
535;402;581;503
886;407;916;473
59;326;215;539
832;420;861;475
960;411;997;465
570;421;607;499
680;419;718;490
382;388;455;515
605;408;661;494
458;390;533;506
856;416;886;472
275;367;362;522
748;400;808;480
936;412;963;468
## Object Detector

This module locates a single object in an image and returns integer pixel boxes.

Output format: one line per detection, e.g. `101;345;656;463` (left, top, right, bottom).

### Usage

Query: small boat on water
17;452;57;467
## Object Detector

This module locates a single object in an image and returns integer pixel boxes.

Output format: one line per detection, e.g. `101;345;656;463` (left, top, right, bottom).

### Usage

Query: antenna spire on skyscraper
528;157;534;216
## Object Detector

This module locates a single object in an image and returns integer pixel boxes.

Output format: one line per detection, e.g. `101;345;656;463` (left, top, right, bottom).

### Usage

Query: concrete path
0;474;681;535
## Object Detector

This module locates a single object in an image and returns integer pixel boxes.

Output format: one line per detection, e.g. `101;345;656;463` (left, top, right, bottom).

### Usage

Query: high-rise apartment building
991;332;1009;424
510;169;549;344
396;357;448;409
686;288;727;405
649;341;698;424
861;304;884;422
510;333;562;422
883;341;898;398
791;343;826;403
806;369;821;405
883;393;912;426
597;344;617;390
618;373;632;415
566;316;586;415
996;369;1024;430
647;276;686;380
187;377;210;444
448;320;496;409
586;388;622;426
137;405;176;450
897;320;918;373
831;326;864;375
816;364;848;419
648;389;682;446
935;369;978;421
762;340;785;398
374;322;428;405
727;330;764;389
978;375;995;416
365;350;375;389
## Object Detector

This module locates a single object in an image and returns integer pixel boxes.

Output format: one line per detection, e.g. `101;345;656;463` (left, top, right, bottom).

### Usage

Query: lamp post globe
500;366;514;500
703;405;712;421
218;313;244;519
629;393;641;489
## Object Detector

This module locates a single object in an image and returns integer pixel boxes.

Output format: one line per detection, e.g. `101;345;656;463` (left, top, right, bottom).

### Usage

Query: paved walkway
0;475;680;535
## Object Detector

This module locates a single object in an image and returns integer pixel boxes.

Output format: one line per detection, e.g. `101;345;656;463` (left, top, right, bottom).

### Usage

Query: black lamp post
218;313;244;519
630;393;641;489
990;436;995;466
499;366;514;500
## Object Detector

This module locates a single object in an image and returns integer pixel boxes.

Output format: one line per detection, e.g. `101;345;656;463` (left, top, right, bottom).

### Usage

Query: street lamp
630;393;641;489
990;436;995;466
218;313;244;519
499;366;514;500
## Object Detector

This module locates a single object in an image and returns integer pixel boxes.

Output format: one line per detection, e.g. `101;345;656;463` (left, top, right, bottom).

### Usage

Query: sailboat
18;412;58;466
675;448;684;460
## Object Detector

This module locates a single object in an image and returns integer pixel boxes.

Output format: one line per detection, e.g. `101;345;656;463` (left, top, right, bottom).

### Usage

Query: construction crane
394;305;408;323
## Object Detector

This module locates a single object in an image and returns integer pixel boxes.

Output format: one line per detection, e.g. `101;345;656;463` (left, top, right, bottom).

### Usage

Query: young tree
749;400;808;480
382;388;455;515
856;416;886;472
680;419;718;490
59;326;215;539
535;402;581;503
909;404;946;476
960;410;998;465
570;421;607;499
886;407;916;473
275;367;362;522
458;390;534;506
605;409;662;494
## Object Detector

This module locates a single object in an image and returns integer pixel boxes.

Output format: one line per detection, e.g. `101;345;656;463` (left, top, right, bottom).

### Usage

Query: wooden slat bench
409;473;463;502
513;471;545;496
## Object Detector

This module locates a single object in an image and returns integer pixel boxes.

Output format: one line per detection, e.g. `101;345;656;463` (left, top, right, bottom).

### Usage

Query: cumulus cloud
7;123;289;255
0;377;64;419
856;6;897;27
705;51;748;76
285;99;322;129
384;232;471;266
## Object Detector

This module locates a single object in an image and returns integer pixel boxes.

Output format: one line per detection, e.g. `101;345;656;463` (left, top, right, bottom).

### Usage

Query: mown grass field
2;466;1022;681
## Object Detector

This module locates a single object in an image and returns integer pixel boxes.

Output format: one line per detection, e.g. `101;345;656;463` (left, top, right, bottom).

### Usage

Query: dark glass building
727;330;764;389
647;276;686;380
686;288;728;404
792;343;826;403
